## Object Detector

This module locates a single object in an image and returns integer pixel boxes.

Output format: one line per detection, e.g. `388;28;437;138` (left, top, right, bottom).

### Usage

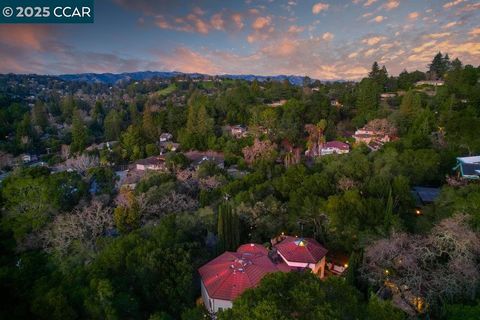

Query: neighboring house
272;235;327;277
135;156;166;171
411;186;441;215
267;99;287;107
230;125;248;139
330;99;343;108
160;141;180;152
454;156;480;180
415;80;444;87
199;236;328;314
85;141;118;152
411;187;441;206
380;93;396;100
21;154;38;164
320;141;350;156
159;132;173;142
184;151;224;169
353;126;393;151
116;169;144;190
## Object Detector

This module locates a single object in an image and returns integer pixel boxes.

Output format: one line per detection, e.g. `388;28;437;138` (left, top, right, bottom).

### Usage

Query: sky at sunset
0;0;479;80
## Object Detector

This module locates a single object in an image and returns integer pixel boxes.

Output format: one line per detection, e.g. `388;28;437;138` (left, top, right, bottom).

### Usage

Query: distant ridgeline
56;71;325;85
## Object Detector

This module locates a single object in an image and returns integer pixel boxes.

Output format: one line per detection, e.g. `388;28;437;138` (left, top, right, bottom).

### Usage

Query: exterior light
415;209;421;216
344;263;348;268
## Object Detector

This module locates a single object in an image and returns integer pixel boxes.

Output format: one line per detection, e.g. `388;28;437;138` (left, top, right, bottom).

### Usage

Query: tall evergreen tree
32;101;48;130
355;78;380;125
71;109;88;154
104;109;122;141
383;188;394;234
142;106;158;142
217;202;240;253
429;52;449;79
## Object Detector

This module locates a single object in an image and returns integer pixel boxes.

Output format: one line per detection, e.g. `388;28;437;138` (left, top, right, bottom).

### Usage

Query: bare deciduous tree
242;138;277;165
58;154;100;173
41;200;113;255
361;214;480;314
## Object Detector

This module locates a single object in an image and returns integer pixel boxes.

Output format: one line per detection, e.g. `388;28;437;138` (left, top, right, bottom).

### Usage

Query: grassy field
154;83;177;97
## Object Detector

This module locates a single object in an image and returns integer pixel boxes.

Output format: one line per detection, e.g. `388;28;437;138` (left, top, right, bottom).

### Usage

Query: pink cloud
288;25;305;33
312;2;329;14
231;13;244;30
443;0;464;9
210;13;225;31
383;0;399;10
408;12;420;20
322;32;334;41
252;16;271;30
370;15;386;23
364;0;378;7
156;47;219;74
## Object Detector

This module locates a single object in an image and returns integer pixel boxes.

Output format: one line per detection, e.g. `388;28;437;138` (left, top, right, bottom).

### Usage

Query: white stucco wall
277;251;326;278
201;280;233;314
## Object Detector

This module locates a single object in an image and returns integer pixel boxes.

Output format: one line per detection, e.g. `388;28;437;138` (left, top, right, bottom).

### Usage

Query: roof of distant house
323;141;350;150
456;156;480;176
184;150;224;164
135;156;165;166
198;245;279;301
412;186;441;204
274;236;327;264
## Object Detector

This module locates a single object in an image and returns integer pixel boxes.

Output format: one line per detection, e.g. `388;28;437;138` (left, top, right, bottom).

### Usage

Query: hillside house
229;125;248;139
454;156;480;180
159;132;173;142
185;151;224;169
135;156;166;171
380;93;396;100
267;99;287;107
330;99;343;108
353;121;395;151
415;80;444;87
199;236;327;314
320;141;350;155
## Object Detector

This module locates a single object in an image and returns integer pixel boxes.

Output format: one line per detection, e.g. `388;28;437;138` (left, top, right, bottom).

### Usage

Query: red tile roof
198;246;279;301
237;243;269;255
323;141;350;150
274;236;327;264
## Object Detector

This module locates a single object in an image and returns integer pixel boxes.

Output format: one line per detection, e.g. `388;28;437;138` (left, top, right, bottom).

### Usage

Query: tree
367;294;405;320
70;109;89;154
92;101;105;125
219;273;365;320
180;94;214;150
429;52;450;79
355;78;380;125
361;214;480;314
383;188;394;234
217;202;240;252
369;62;389;90
142;106;159;142
165;152;189;172
32;101;48;131
104;109;122;141
16;113;34;151
41;200;113;256
60;154;100;173
242;138;277;165
121;125;144;160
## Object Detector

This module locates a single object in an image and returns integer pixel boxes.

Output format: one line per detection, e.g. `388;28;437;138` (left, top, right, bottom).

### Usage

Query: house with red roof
320;141;350;156
273;235;328;277
198;237;327;314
